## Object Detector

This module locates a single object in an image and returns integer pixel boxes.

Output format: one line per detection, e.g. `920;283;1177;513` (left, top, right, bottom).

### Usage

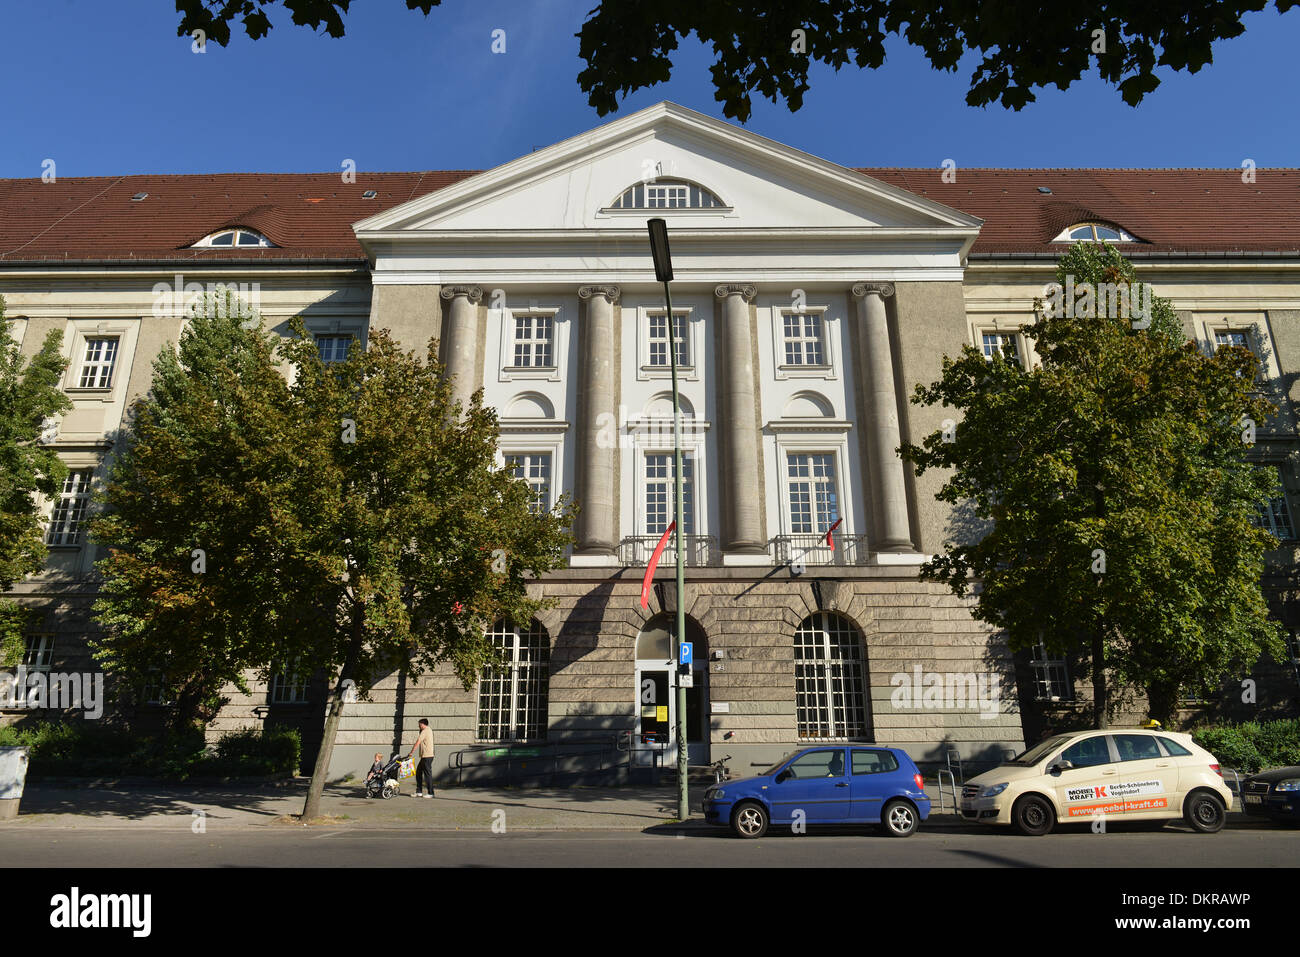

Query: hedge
1190;719;1300;773
0;722;300;779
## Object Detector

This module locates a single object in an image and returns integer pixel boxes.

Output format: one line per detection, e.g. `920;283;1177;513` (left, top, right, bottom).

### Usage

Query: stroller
365;754;403;799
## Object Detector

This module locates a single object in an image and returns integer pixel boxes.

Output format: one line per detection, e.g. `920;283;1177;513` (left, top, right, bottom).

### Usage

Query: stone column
852;282;913;550
438;284;482;411
715;283;766;553
575;285;620;556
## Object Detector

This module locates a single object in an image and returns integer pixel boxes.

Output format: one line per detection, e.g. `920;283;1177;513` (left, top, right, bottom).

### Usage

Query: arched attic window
609;179;725;210
1052;222;1137;243
192;228;277;248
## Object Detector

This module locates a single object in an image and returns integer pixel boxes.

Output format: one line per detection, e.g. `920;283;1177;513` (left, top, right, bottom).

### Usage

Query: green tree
90;298;574;817
174;1;1300;116
0;296;72;666
901;243;1286;727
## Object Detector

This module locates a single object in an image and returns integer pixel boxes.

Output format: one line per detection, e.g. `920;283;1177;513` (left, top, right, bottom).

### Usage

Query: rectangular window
314;334;352;365
78;337;118;388
140;672;172;706
645;453;694;535
981;332;1019;365
786;453;838;534
477;623;549;742
511;314;554;368
1029;642;1072;701
783;313;825;366
645;184;688;209
1255;467;1294;539
23;634;55;672
647;313;689;368
270;662;310;704
46;469;93;546
1214;330;1250;352
507;453;551;514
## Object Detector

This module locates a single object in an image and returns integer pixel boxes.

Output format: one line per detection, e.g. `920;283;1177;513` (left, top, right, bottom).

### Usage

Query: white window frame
1255;465;1294;541
63;321;134;402
640;450;698;537
505;451;553;515
1196;313;1279;379
193;228;275;248
1051;222;1137;243
783;451;841;535
270;661;311;704
496;427;566;524
772;305;839;381
1029;641;1072;701
636;305;699;382
767;424;856;542
312;332;354;365
77;336;119;389
794;612;870;741
45;467;95;547
980;330;1022;366
496;304;565;383
476;621;550;743
22;634;55;673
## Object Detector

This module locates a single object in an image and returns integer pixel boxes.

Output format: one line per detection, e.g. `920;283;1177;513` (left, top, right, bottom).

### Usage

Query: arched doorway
634;614;710;767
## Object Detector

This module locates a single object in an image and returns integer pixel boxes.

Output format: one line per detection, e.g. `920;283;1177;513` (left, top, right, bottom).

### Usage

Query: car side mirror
775;769;792;783
1050;760;1073;773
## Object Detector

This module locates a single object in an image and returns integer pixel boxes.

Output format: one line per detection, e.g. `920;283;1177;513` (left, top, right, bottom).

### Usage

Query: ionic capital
714;283;757;302
577;284;621;305
439;284;483;304
852;282;895;300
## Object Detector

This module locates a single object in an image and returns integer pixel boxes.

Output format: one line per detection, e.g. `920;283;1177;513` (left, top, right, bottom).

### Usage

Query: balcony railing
772;533;869;566
618;535;718;568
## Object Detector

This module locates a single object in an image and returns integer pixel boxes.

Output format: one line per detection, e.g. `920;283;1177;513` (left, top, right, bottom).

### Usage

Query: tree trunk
1147;681;1178;727
1091;628;1109;729
301;609;364;820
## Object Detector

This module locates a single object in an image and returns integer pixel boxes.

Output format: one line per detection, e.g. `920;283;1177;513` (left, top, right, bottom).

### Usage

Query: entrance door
634;614;710;769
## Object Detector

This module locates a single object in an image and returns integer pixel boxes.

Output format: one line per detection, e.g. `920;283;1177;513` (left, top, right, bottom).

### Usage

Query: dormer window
609;179;725;210
193;228;276;248
1053;222;1136;243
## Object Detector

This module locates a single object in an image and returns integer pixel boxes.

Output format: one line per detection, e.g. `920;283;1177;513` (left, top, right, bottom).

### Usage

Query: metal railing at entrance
447;731;668;787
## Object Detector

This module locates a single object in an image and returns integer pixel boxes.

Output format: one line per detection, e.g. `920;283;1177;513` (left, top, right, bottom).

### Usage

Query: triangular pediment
354;102;981;237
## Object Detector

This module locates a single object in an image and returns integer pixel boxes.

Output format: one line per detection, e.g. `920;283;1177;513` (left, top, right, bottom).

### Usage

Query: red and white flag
640;521;676;609
824;517;843;549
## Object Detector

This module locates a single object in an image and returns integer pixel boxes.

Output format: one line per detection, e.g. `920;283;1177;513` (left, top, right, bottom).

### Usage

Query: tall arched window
477;620;550;742
793;612;869;740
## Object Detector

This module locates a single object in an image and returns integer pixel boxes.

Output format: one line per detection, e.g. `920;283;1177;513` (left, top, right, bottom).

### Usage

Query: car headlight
706;788;725;800
1274;779;1300;792
982;783;1009;797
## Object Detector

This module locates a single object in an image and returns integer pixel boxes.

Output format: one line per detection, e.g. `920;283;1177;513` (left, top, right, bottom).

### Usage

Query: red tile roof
3;168;1299;264
864;168;1300;256
0;172;477;264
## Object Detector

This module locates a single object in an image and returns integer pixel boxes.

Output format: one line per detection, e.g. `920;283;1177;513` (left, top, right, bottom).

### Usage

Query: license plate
1244;794;1262;804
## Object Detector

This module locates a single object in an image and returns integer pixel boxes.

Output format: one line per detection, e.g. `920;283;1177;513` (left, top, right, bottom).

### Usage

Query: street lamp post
647;217;690;821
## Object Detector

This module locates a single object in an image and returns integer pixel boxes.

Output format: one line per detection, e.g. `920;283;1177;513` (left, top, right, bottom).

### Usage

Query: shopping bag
398;759;415;779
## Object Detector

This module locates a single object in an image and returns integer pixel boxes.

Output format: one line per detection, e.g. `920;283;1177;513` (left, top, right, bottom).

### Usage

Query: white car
961;728;1233;835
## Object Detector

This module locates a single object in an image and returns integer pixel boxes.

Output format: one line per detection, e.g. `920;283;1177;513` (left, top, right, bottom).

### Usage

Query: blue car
702;745;931;838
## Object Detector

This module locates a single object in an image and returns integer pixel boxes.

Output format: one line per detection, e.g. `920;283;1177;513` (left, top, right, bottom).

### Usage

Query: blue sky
3;0;1298;178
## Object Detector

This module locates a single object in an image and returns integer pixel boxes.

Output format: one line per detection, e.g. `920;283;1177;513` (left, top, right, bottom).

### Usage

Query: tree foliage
90;296;575;813
901;243;1286;726
0;296;72;666
175;1;1299;117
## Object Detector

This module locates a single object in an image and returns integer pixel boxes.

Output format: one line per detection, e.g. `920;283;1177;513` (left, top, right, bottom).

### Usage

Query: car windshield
1007;735;1072;766
762;752;798;775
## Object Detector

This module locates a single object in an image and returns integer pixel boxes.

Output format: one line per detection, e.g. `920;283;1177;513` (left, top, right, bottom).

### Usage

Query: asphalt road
4;821;1298;867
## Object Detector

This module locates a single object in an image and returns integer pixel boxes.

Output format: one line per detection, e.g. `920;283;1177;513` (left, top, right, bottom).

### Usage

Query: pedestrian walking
407;718;435;798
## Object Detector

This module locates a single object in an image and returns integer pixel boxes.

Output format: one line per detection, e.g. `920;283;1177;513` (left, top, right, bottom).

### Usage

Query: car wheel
881;799;918;838
1183;791;1226;833
732;801;769;839
1012;794;1055;836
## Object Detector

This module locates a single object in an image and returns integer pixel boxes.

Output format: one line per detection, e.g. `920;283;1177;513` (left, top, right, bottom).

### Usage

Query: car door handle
1155;762;1171;768
1102;768;1117;775
836;782;849;787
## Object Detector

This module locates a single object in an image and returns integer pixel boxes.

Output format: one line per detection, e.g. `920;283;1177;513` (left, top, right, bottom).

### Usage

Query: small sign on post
679;642;693;667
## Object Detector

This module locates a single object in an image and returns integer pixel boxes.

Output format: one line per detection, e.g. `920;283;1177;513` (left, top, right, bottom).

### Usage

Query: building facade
3;103;1298;779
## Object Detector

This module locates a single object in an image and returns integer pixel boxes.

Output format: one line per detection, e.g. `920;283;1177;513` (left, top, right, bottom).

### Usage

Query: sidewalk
3;778;980;831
